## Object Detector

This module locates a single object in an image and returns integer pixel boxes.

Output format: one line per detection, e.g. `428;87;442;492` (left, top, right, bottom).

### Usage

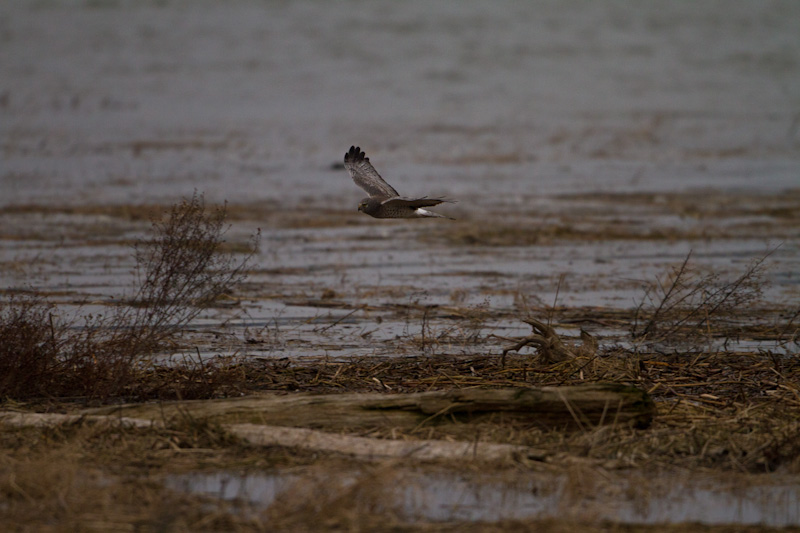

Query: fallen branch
502;318;598;366
229;423;541;463
0;412;157;429
0;411;543;463
84;383;652;430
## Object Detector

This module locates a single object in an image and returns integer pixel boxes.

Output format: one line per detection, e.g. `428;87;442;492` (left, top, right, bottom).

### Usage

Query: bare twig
631;249;771;349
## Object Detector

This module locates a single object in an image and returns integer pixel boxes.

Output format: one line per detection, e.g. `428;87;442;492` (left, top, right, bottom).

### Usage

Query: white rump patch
416;208;441;218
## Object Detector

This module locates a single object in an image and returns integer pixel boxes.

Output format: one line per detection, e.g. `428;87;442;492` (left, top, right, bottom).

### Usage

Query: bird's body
343;146;453;219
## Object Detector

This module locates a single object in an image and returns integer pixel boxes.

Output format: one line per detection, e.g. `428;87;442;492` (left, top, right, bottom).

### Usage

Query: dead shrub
631;250;768;350
0;192;259;402
0;295;62;399
115;192;258;354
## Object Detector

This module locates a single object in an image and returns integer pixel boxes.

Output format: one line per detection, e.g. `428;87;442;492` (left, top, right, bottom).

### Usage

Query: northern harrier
344;146;454;219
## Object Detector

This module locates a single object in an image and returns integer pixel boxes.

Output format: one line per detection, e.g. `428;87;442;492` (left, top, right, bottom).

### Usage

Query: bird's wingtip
345;145;366;163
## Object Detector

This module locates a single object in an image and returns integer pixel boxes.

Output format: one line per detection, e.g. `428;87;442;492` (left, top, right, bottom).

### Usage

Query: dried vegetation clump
631;250;769;350
121;192;258;353
0;296;62;399
224;345;798;471
0;192;258;402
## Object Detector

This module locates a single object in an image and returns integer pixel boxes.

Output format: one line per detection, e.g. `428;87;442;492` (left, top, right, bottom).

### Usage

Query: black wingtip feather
344;145;367;163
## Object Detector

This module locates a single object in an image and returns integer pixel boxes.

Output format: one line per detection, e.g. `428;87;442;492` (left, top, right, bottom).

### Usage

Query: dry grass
212;248;799;473
0;422;271;532
1;415;796;533
209;348;798;471
1;417;798;532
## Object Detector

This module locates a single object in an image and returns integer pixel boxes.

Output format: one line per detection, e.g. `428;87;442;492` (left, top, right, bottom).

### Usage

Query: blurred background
2;0;798;207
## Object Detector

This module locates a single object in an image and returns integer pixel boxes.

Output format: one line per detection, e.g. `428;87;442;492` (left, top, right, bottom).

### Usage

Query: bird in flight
343;146;454;219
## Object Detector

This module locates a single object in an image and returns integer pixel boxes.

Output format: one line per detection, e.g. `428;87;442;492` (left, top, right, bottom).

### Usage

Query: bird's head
357;198;371;212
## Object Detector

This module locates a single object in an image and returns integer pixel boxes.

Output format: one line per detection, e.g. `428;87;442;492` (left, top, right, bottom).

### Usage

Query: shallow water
165;469;800;526
3;0;799;205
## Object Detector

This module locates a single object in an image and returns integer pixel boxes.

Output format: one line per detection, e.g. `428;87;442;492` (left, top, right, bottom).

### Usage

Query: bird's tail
417;208;455;220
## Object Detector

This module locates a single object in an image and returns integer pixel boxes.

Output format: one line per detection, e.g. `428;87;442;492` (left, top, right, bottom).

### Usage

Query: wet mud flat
3;187;798;349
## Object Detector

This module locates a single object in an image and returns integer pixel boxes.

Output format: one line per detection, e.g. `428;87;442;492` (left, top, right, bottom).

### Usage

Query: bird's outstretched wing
381;196;453;208
344;146;400;199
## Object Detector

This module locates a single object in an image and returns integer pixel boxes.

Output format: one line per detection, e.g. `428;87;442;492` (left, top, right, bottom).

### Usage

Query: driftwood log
1;384;652;463
83;383;653;430
0;411;540;463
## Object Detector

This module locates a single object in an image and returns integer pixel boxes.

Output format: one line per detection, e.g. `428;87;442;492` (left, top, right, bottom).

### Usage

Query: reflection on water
166;471;297;504
165;469;800;526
